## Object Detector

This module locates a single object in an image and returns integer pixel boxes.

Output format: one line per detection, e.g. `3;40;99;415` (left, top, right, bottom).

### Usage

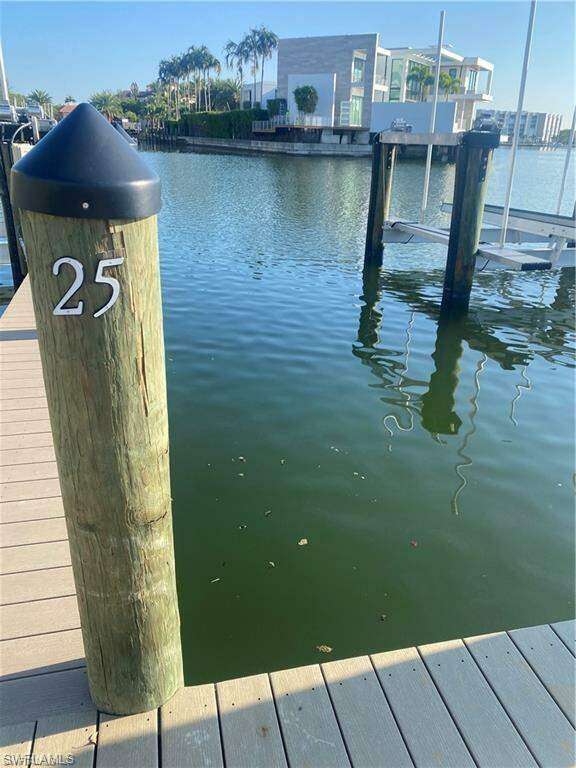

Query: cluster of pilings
364;129;501;314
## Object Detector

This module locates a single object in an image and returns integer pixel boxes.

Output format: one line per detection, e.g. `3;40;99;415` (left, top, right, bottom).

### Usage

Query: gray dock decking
1;280;575;767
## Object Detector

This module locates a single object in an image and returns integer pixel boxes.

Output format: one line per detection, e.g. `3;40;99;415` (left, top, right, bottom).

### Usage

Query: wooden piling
12;103;183;715
0;140;25;288
364;137;396;265
441;130;500;312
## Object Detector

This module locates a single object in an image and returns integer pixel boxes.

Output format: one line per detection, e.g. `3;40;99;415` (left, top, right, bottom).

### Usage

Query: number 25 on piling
52;253;124;317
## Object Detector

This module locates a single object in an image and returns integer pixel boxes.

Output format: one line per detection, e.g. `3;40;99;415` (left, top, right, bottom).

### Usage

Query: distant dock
1;280;575;767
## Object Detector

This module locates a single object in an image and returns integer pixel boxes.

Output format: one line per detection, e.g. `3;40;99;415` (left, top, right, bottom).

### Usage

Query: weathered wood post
11;103;183;715
0;137;25;288
364;135;396;266
441;129;500;312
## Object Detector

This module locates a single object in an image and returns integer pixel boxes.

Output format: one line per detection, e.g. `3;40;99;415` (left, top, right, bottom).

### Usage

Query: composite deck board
0;378;46;392
465;631;576;767
0;627;85;680
509;624;576;726
216;673;287;768
418;638;538;767
0;387;46;401
0;478;62;503
371;646;476;768
0;667;92;727
321;654;413;768
1;517;67;547
0;565;75;605
0;720;35;764
0;540;71;574
33;709;97;768
0;446;55;465
270;663;351;768
1;461;59;484
97;711;158;768
0;408;51;423
0;496;64;524
0;420;53;437
552;619;576;655
161;685;224;768
0;398;47;412
0;595;80;640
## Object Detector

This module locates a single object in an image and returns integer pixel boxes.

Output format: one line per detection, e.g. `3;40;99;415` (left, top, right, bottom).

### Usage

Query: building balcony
252;114;333;132
426;90;493;103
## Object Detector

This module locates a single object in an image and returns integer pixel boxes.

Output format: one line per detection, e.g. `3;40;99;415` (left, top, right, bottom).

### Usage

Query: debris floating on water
280;458;286;464
268;561;276;568
380;614;387;621
316;645;333;653
264;510;272;517
410;539;418;548
210;578;220;584
298;538;308;546
239;456;246;462
238;524;247;531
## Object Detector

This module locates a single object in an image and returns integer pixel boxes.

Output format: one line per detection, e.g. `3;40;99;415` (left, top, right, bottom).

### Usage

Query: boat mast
420;10;445;223
499;0;537;247
0;38;10;102
556;105;575;215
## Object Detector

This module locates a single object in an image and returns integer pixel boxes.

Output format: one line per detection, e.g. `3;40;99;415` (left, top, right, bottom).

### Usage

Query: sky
2;1;574;123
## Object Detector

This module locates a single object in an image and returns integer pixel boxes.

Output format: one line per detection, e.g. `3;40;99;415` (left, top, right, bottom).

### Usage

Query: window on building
449;67;458;79
350;95;363;125
375;53;387;85
352;53;366;84
467;70;478;92
373;89;386;102
389;58;404;102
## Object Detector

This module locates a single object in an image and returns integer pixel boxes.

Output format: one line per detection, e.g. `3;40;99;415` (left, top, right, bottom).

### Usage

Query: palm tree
205;52;221;111
90;91;121;120
28;89;52;105
28;89;52;116
406;66;434;101
242;30;260;107
439;72;461;101
253;27;278;107
224;40;243;107
64;95;75;103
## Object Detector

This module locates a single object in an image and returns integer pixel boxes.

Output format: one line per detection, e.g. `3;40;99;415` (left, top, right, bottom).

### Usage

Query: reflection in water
452;353;486;515
354;264;576;513
510;366;532;427
421;317;465;437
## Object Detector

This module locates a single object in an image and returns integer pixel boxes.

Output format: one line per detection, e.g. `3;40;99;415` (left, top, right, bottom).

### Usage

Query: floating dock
1;281;575;767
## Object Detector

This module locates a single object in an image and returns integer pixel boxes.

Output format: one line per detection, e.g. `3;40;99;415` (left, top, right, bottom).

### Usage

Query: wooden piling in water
441;130;500;312
364;137;396;266
11;103;183;715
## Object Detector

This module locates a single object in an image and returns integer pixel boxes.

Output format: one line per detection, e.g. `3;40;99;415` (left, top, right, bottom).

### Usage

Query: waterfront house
256;33;493;144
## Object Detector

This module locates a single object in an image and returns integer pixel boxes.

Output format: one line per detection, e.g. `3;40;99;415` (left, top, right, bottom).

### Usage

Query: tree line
14;25;278;126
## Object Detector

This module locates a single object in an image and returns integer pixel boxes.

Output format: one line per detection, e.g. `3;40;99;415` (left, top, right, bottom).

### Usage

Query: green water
146;147;575;684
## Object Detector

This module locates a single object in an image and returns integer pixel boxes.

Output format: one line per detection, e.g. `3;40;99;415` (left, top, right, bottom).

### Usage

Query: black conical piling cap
11;103;161;219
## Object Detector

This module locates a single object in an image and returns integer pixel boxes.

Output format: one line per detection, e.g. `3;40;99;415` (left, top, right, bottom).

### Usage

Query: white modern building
255;33;494;143
475;109;562;144
241;81;277;108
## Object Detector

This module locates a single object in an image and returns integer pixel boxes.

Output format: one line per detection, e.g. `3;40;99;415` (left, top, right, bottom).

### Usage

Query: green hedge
166;108;268;140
